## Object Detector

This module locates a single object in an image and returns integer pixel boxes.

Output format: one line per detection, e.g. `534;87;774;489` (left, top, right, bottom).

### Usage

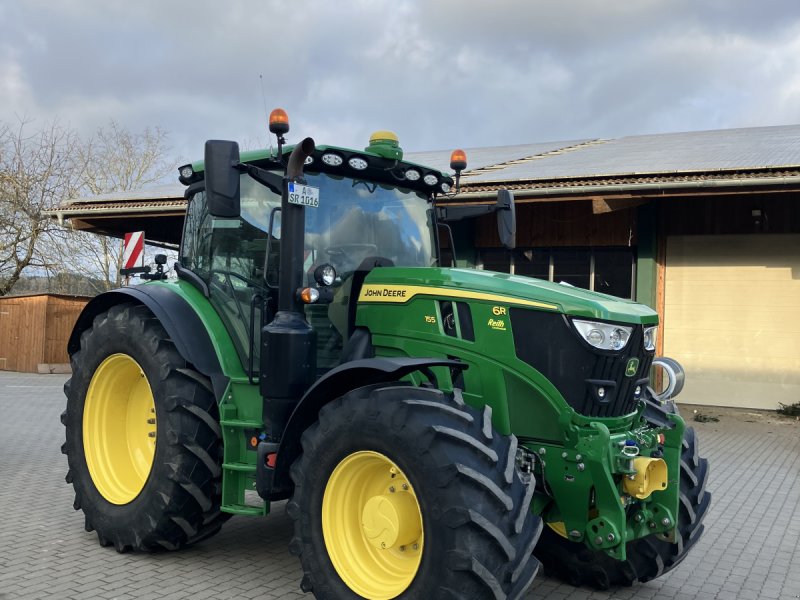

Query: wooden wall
0;295;89;373
476;200;637;248
661;193;800;236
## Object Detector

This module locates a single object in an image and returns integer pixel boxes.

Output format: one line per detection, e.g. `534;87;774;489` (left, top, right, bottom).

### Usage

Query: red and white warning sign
123;231;144;269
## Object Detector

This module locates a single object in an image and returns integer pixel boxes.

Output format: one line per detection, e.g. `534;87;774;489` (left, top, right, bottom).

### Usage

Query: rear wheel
288;384;542;599
61;303;229;551
534;404;710;588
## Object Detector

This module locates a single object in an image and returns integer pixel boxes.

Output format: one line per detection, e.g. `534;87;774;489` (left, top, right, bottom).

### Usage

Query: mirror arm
238;163;283;196
438;222;457;267
436;204;496;222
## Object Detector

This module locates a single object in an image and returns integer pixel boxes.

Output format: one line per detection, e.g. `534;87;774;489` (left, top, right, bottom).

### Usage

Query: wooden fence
0;294;91;373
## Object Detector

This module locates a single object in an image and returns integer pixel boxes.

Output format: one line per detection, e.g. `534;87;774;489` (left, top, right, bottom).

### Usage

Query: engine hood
359;267;658;325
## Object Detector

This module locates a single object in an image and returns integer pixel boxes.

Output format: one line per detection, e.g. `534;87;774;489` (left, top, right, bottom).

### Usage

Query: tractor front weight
532;406;685;561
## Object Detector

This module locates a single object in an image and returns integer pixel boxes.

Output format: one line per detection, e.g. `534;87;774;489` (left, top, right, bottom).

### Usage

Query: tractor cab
179;158;438;375
177;117;512;387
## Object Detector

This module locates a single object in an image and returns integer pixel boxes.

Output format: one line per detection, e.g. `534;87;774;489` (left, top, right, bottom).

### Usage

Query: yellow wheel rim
322;451;424;599
547;521;569;539
83;354;157;505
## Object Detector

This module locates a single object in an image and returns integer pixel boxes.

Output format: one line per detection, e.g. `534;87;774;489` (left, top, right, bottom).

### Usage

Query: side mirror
204;140;241;218
496;189;516;250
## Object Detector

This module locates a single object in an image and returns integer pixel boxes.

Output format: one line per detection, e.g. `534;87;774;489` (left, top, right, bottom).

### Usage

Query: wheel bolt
389;486;395;493
662;518;671;527
595;536;604;545
561;452;568;458
577;463;585;471
648;521;656;529
607;533;615;542
412;544;419;550
634;514;643;522
402;483;408;491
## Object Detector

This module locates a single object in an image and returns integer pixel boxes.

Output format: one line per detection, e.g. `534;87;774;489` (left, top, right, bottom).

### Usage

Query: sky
3;0;800;168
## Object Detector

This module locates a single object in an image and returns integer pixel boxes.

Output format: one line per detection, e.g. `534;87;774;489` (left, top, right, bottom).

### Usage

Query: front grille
511;308;653;418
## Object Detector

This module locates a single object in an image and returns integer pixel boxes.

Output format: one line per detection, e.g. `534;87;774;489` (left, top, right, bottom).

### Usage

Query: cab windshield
256;171;437;283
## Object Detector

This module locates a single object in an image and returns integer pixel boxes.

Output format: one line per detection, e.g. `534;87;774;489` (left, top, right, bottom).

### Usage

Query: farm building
50;124;800;410
0;294;91;373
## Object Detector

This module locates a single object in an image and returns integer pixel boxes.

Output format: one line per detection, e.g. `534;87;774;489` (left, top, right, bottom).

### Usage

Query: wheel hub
361;491;421;550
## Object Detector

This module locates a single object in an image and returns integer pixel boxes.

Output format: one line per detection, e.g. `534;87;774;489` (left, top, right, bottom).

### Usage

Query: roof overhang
448;168;800;213
45;185;186;246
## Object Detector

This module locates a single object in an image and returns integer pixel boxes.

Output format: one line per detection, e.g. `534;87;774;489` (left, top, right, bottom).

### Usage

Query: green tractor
61;110;709;599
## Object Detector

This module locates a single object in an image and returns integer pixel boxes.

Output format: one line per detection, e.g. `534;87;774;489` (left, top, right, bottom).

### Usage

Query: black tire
61;302;229;552
533;404;710;589
288;384;543;600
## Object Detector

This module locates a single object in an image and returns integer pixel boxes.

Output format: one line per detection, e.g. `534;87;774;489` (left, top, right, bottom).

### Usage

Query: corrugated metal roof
57;199;186;213
65;184;184;205
409;124;800;185
54;124;800;215
406;140;590;173
471;125;800;183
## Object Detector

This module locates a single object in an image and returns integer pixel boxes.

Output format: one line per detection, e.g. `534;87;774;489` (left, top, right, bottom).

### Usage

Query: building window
479;246;635;299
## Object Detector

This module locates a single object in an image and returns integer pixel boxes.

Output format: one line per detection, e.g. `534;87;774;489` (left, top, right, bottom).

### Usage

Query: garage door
663;234;800;410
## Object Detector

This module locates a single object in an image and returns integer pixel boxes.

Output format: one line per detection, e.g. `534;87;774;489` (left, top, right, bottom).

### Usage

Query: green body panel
354;266;678;559
143;280;268;516
360;267;659;324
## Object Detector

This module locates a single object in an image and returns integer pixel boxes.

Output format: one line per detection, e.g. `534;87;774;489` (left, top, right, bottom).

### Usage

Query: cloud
1;0;799;169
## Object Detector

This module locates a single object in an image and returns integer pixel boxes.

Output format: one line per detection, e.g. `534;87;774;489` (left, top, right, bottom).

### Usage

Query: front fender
68;284;230;400
262;357;466;498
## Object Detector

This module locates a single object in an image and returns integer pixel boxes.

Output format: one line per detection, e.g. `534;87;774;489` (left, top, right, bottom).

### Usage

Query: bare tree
0;119;82;296
0;119;178;296
61;122;178;290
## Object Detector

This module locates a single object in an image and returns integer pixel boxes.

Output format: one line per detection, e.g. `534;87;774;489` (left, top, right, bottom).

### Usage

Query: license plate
288;182;319;208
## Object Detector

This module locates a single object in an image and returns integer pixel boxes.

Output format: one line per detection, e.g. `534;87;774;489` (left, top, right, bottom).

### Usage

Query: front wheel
288;384;542;599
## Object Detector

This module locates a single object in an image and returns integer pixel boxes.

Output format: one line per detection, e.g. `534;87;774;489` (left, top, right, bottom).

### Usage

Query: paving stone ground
0;371;798;600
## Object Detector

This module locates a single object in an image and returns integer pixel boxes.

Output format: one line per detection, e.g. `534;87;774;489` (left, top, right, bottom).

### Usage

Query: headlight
643;326;657;351
573;319;633;351
314;264;337;286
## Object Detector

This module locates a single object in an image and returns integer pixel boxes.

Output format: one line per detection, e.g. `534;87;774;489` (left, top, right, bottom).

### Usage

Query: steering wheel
325;243;379;258
324;244;380;279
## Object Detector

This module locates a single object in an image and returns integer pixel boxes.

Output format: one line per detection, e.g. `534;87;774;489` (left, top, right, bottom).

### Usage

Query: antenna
260;74;274;157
